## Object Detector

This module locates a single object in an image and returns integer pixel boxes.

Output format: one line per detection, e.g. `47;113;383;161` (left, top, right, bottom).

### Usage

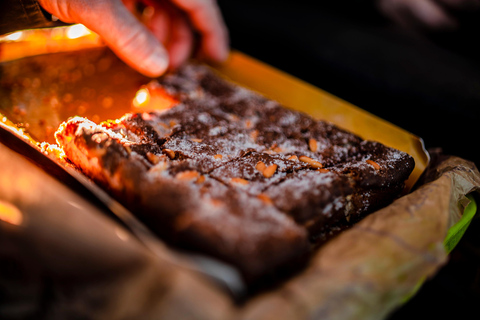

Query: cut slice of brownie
55;63;414;281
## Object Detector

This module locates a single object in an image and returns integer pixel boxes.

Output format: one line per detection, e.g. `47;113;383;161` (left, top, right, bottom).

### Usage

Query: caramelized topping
366;159;380;170
299;155;323;169
163;148;176;159
231;177;249;185
263;164;278;178
309;138;318;152
256;161;266;173
257;194;273;205
176;170;200;181
146;152;161;164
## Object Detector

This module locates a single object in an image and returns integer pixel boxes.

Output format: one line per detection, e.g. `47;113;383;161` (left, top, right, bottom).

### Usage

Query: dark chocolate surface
55;63;415;281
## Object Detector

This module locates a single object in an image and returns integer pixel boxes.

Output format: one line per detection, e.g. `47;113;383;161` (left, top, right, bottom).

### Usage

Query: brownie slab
55;63;415;281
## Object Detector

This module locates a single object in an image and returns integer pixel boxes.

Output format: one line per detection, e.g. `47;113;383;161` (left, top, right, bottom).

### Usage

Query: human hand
38;0;229;77
377;0;480;31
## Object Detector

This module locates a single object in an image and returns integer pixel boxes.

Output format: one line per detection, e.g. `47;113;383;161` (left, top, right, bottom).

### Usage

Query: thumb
77;1;169;77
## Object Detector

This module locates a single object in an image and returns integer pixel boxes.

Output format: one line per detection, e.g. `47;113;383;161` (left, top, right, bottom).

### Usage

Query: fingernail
144;49;169;77
209;44;229;64
218;45;230;62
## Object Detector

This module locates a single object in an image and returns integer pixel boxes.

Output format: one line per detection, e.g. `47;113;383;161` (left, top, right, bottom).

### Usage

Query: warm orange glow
1;113;67;161
2;31;24;42
133;88;150;108
138;82;179;111
50;27;66;40
0;26;102;63
134;83;181;111
0;200;23;226
66;24;91;39
39;142;66;160
1;113;33;142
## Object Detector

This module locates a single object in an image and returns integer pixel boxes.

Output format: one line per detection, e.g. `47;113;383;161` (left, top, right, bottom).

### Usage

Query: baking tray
0;27;476;309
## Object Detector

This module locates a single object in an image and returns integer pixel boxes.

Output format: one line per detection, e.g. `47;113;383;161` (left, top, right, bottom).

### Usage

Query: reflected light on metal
3;31;24;42
66;24;91;40
136;83;180;111
0;200;23;226
133;88;150;108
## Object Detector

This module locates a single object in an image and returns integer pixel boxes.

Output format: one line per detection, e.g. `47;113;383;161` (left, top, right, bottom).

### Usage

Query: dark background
217;1;480;318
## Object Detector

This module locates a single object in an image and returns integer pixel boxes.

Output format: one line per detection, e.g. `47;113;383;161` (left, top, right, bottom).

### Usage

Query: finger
76;1;169;77
122;0;137;12
379;0;422;31
142;3;171;45
168;0;229;62
435;0;480;10
408;0;457;29
37;0;76;22
379;0;457;30
166;14;194;69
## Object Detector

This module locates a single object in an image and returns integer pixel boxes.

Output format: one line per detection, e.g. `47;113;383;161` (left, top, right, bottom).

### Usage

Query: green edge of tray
401;194;477;304
444;194;477;254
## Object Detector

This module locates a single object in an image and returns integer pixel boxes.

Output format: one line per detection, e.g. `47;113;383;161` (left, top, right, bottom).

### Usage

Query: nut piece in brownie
55;63;415;280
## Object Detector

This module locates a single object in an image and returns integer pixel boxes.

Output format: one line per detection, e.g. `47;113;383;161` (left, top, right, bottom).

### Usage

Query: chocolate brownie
55;63;415;280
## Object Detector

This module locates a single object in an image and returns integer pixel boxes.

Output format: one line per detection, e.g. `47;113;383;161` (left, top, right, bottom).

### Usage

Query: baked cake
55;64;415;281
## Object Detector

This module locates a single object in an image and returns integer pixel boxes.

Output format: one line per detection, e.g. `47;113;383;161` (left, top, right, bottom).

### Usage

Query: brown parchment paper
1;143;479;320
